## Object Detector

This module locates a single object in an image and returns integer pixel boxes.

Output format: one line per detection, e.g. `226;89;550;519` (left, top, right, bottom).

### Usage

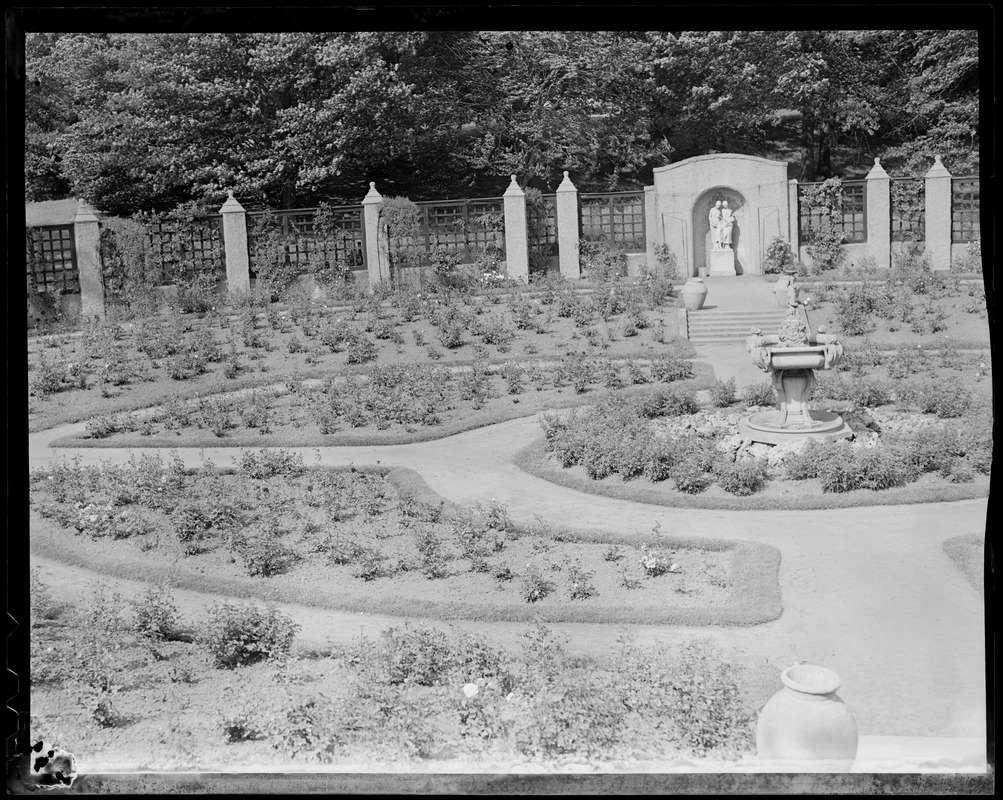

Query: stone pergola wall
32;155;975;318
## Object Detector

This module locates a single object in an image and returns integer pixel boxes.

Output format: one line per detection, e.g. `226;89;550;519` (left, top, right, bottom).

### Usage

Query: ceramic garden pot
756;664;859;771
681;277;708;311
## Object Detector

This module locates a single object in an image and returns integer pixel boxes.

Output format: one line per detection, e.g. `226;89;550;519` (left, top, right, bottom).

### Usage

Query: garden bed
27;276;689;433
798;268;990;349
515;436;990;511
30;568;780;770
52;358;714;449
515;383;991;510
29;456;781;626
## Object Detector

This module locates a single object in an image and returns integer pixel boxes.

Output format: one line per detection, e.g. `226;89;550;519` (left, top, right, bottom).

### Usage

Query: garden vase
756;664;858;771
681;277;708;311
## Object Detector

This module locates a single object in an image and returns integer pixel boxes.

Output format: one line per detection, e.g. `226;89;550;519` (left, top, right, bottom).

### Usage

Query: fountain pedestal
741;338;853;445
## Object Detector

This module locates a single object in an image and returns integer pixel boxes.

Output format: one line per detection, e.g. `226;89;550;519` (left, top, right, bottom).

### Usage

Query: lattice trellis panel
26;225;79;293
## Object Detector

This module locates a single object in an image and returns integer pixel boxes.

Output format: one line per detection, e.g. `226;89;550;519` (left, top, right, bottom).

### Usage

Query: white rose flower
462;683;479;698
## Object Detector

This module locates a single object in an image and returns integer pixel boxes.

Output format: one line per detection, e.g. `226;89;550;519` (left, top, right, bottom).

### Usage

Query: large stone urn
681;276;708;311
756;664;859;771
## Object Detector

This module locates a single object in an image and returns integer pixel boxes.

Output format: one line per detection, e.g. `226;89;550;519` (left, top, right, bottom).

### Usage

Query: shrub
715;458;768;495
352;546;394;581
346;332;379;364
834;285;878;335
814;443;913;493
650;354;694;382
710;377;737;407
521;565;556;603
898;377;972;418
849;379;892;408
743;381;776;407
603;544;625;562
652;243;681;280
667;639;756;757
579;238;627;283
639;545;678;577
852;447;915;491
375;624;455;686
780;439;825;481
567;562;598;600
238;448;307;479
885;425;960;476
130;582;180;640
233;525;300;577
200;602;300;668
30;568;64;623
644;436;683;482
414;526;451;579
175;271;221;314
636;387;699;418
887;346;929;380
954;410;993;474
762;236;796;274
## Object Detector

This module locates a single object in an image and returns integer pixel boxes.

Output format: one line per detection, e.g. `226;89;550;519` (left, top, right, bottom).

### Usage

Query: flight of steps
685;308;787;344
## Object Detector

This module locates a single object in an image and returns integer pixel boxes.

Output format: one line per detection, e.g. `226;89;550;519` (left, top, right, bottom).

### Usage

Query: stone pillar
644;185;658;272
787;179;800;256
864;157;891;269
924;155;953;271
502;175;529;283
555;171;580;279
361;182;389;289
73;199;104;319
219;191;251;295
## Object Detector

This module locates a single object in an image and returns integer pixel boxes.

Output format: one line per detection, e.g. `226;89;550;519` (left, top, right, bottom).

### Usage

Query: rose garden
20;28;989;785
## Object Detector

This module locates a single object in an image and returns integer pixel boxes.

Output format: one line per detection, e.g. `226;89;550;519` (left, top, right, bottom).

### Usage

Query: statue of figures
719;201;734;249
708;200;723;250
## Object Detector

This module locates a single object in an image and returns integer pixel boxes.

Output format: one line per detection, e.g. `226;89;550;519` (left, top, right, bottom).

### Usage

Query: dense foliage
25;30;979;214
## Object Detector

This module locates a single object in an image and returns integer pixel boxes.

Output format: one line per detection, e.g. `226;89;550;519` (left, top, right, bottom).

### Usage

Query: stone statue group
709;200;734;250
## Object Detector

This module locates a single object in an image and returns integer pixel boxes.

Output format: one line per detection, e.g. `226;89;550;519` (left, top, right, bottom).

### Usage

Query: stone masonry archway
650;154;790;277
694;186;748;275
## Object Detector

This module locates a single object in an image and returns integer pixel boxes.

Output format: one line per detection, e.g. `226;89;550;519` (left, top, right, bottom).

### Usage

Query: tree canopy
24;30;980;214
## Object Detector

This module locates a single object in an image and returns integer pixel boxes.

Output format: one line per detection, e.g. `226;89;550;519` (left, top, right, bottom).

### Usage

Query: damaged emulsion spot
24;740;77;788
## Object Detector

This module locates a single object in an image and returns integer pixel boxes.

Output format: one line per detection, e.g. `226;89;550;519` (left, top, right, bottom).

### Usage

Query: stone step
688;311;786;320
689;334;762;343
688;318;784;329
684;308;788;342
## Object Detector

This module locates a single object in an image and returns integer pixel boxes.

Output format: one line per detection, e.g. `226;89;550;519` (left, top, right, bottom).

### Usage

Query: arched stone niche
694;186;748;274
651;154;790;277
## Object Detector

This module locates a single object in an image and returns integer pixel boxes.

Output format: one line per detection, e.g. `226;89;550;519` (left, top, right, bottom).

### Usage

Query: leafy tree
23;30;979;213
877;30;979;175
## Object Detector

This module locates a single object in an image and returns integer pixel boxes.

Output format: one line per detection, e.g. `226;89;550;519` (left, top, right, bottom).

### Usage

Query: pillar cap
73;198;100;224
503;174;525;197
219;190;245;214
556;170;577;192
865;156;889;180
925;154;952;179
362;181;383;204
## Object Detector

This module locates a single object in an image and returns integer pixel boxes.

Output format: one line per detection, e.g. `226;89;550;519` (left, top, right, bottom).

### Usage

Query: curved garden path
29;412;987;745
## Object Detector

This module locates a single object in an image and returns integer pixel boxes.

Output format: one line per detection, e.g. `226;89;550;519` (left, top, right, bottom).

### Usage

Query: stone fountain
739;275;853;445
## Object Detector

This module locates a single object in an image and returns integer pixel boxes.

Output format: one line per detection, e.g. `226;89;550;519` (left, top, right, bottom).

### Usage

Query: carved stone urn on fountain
739;277;854;444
